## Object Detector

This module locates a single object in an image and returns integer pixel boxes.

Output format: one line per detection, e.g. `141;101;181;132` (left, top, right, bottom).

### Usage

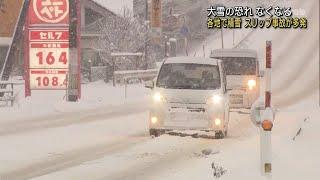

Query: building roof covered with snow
92;0;133;15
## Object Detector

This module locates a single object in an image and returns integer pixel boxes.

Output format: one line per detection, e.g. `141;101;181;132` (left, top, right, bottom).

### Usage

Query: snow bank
0;81;149;122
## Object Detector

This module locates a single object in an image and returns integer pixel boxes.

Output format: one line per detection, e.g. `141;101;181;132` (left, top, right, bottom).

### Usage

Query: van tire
215;130;226;139
223;107;230;137
149;129;161;137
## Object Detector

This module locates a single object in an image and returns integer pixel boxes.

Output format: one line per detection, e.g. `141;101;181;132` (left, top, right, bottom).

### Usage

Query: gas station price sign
26;0;70;91
29;29;69;90
29;69;67;90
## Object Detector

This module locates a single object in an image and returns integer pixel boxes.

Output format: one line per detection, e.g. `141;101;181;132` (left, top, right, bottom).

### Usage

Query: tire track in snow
0;135;149;180
98;139;220;180
0;101;149;136
99;119;253;180
31;113;255;180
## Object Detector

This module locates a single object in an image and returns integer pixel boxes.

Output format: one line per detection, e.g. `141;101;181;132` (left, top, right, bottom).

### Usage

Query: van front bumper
149;102;225;131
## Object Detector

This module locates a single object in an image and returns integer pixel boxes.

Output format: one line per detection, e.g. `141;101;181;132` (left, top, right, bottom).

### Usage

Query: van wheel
215;130;226;139
149;129;161;137
223;107;230;137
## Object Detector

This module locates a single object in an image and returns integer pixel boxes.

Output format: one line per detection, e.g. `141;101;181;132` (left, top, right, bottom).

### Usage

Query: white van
210;49;260;109
145;57;230;138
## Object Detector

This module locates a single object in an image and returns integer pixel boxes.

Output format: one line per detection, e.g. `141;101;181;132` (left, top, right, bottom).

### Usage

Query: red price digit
36;51;67;65
43;77;50;86
63;78;67;86
36;77;41;86
52;77;59;86
59;52;67;64
36;51;55;65
46;52;55;65
36;52;43;64
36;76;59;87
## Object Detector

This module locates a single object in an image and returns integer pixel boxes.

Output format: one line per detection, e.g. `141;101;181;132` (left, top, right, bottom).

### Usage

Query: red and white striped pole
260;41;274;177
265;41;272;108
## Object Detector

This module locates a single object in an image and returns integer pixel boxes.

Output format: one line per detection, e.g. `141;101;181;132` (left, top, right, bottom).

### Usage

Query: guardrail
0;80;23;106
113;69;158;85
113;69;158;99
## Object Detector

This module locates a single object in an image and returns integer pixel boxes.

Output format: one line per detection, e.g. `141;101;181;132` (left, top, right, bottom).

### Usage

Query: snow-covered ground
0;81;149;122
0;0;319;179
27;106;318;180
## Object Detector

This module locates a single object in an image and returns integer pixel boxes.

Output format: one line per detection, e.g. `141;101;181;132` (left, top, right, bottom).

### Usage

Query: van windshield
156;63;221;90
214;57;256;75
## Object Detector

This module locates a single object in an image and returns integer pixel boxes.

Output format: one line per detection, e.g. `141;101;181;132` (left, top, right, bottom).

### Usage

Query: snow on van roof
210;48;258;58
164;57;219;65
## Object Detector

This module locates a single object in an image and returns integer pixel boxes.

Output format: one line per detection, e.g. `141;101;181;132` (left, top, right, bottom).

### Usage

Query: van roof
210;49;258;58
163;56;219;65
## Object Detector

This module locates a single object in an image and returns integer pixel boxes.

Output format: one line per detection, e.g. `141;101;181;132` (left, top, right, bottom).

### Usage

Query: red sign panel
30;69;67;90
29;42;69;69
30;29;69;41
26;0;70;91
29;0;69;25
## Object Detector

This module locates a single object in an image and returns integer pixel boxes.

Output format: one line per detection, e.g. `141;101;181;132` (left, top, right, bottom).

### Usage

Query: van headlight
247;79;256;90
153;92;165;103
151;116;158;124
214;118;222;126
207;95;222;105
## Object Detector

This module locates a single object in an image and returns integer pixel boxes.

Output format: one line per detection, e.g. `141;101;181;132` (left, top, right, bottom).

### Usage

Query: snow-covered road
0;110;149;179
13;106;314;180
0;108;259;180
0;101;148;136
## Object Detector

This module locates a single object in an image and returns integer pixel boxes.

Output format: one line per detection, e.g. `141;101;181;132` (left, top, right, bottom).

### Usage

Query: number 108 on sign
29;69;68;90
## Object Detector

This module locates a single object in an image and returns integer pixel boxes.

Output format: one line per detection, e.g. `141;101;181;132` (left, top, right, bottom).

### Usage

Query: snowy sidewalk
0;81;150;123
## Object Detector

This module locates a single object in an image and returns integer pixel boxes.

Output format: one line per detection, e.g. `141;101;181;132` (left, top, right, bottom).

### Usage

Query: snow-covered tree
0;0;5;13
95;7;149;70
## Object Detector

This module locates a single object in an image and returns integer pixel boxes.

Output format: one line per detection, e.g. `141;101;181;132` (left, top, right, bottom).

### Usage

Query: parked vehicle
145;57;230;138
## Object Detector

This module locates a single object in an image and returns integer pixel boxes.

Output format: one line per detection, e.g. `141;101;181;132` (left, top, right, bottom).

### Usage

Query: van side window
222;63;227;93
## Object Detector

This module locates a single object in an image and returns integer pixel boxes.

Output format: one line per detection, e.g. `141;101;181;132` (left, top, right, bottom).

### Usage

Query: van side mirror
144;80;154;89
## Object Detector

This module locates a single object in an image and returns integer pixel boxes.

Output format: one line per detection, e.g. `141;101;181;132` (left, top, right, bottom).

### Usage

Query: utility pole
67;0;81;101
233;29;235;46
144;0;149;69
221;28;224;49
169;38;177;57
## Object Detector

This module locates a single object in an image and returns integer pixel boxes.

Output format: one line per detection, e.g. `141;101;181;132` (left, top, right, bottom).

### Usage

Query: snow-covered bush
96;7;149;70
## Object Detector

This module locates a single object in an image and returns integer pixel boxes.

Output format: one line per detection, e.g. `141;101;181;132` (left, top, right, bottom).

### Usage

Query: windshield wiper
172;85;191;89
